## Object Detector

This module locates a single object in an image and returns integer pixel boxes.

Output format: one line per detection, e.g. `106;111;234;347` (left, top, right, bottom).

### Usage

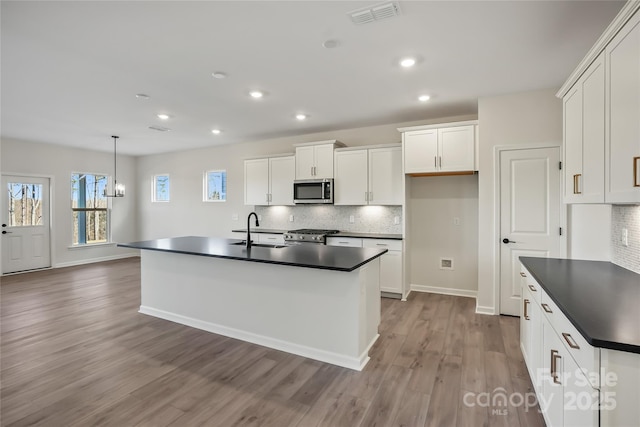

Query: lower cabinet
327;237;404;297
520;264;599;427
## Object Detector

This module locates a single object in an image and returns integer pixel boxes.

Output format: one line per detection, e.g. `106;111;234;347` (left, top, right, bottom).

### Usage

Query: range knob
300;235;305;240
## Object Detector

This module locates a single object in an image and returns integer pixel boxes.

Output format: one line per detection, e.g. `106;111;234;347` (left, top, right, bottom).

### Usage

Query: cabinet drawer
520;266;542;305
540;290;600;389
257;233;285;245
326;237;363;247
362;239;402;251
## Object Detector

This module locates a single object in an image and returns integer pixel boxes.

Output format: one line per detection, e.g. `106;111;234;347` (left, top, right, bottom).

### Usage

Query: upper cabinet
294;140;344;179
563;53;605;204
244;155;295;206
399;121;478;176
605;9;640;203
334;145;402;205
558;3;640;204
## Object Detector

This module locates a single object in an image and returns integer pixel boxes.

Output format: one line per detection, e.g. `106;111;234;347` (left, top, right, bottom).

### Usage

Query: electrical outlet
349;215;355;224
393;216;400;225
232;214;239;221
453;217;460;226
289;215;294;222
622;228;628;247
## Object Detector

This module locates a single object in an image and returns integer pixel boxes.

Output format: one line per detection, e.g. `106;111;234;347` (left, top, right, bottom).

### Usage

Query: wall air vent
148;126;171;132
348;2;400;25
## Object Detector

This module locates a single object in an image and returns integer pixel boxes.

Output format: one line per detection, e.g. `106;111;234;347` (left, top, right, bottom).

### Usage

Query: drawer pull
551;349;562;384
520;272;526;277
562;333;580;349
541;303;552;313
634;156;640;187
523;299;530;320
528;284;537;292
376;243;388;246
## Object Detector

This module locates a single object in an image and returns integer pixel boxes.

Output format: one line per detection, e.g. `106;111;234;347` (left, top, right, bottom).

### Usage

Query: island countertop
118;236;387;272
520;257;640;354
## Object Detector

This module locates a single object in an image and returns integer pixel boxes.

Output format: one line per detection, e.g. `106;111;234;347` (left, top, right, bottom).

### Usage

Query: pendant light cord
112;135;119;187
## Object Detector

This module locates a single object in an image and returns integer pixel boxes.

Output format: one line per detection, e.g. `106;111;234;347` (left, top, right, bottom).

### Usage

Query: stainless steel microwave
293;179;334;204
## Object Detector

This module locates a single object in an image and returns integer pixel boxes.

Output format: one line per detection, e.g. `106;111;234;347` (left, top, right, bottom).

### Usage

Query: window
152;174;170;202
204;170;227;202
7;182;43;226
71;173;109;245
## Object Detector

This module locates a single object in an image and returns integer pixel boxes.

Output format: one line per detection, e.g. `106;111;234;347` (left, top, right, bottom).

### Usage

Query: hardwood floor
1;258;545;426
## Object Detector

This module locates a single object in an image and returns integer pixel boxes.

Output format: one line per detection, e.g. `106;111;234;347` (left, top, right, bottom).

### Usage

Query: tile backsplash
255;205;403;234
611;205;640;274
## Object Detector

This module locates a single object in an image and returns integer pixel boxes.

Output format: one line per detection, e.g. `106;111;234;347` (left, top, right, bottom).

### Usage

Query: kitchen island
118;236;387;370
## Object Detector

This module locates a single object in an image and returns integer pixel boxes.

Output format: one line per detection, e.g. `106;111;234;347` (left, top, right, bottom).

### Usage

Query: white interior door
500;148;561;315
1;175;51;274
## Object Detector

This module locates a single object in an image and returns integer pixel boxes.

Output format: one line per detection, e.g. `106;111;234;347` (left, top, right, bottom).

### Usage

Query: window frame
70;172;112;246
203;169;227;202
151;174;171;203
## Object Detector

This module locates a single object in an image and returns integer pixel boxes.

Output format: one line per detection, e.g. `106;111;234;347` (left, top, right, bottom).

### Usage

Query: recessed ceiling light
157;114;170;120
212;129;222;135
322;39;339;49
135;93;150;100
295;114;307;121
212;71;227;79
418;95;431;102
400;57;416;68
249;91;264;99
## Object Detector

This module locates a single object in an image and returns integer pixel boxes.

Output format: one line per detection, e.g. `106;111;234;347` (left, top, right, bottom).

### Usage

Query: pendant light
105;135;125;197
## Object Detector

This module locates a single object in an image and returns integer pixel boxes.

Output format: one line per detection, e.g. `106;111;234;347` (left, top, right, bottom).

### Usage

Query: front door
1;175;51;274
499;147;562;315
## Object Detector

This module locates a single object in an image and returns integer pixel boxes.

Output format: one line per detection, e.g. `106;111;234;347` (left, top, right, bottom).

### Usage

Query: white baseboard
475;305;496;315
139;305;373;371
55;253;139;269
410;284;477;299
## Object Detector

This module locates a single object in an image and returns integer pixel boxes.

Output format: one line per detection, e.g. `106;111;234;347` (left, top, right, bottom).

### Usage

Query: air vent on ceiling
148;126;171;132
348;2;400;25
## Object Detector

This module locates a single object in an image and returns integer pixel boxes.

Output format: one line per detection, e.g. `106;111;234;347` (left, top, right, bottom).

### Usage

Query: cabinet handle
528;284;537;292
520;272;526;277
573;174;582;194
365;191;369;202
375;243;388;246
439;156;442;167
541;303;552;313
523;299;530;320
434;156;437;168
634;157;640;187
369;191;373;201
562;332;580;349
551;349;561;384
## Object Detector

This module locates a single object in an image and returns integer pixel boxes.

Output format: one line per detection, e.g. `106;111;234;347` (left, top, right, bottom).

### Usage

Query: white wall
136;115;475;241
477;89;563;314
409;174;479;297
1;138;138;268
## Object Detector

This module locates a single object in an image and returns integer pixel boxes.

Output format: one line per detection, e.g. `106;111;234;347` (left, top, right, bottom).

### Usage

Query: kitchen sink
229;242;287;249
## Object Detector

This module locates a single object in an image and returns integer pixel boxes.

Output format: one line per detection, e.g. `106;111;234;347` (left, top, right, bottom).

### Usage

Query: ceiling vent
148;126;171;132
348;2;400;25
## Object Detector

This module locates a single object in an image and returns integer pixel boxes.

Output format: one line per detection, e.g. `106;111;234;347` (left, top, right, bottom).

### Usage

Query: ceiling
1;1;624;156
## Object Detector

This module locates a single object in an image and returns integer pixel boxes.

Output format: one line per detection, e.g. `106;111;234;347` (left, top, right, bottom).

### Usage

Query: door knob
502;238;516;244
2;230;12;234
1;224;6;227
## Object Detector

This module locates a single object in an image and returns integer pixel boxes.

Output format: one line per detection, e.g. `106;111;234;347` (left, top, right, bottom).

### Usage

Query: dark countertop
232;229;403;240
520;257;640;354
119;236;387;272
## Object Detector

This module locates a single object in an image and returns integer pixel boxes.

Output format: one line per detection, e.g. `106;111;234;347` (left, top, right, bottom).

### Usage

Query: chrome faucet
246;212;260;248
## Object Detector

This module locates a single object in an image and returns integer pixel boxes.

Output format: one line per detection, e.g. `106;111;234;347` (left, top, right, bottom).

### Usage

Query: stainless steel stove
283;229;339;244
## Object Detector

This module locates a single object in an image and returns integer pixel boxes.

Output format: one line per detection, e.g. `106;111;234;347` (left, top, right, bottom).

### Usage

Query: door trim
492;144;567;315
1;172;55;276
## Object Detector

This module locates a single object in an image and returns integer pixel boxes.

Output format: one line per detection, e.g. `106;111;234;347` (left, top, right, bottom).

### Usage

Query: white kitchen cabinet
363;239;403;295
520;272;543;391
244;155;294;206
295;140;343;179
563;53;605;204
400;122;477;175
326;237;363;247
257;233;285;245
605;9;640;203
334;145;402;205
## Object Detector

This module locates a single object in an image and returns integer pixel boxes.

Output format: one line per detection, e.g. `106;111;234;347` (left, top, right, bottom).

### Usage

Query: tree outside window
71;173;109;245
152;174;170;202
204;170;227;202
